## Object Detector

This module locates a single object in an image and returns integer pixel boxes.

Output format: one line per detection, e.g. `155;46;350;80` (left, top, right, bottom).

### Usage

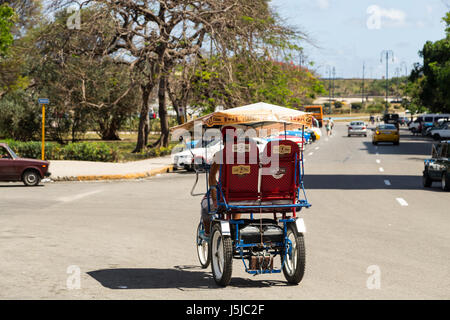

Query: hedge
1;140;119;162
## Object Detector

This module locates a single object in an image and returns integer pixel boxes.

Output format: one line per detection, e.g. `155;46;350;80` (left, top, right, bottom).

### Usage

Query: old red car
0;143;50;186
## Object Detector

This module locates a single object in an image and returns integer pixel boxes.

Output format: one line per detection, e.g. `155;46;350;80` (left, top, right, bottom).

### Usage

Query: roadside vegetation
0;0;325;162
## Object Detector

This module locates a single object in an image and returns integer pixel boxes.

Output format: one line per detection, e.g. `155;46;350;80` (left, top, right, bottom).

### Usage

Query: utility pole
327;66;333;114
362;62;365;107
332;67;336;100
380;50;394;114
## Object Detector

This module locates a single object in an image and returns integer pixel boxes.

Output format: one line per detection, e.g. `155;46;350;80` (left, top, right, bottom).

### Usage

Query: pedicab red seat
260;140;300;212
219;137;260;212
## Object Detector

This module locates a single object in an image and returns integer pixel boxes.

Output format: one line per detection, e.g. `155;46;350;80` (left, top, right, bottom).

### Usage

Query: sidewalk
49;156;174;181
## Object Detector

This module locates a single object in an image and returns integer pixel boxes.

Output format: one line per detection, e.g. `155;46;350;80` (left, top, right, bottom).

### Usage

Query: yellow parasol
170;102;313;132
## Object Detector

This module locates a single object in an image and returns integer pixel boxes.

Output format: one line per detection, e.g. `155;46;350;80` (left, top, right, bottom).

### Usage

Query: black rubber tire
282;224;306;285
442;173;450;191
433;134;441;141
372;141;378;145
348;134;351;137
394;141;399;146
422;171;432;188
196;221;211;269
210;224;233;287
22;170;41;186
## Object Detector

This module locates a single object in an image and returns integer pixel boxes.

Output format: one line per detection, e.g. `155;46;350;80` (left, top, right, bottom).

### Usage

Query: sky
270;0;449;79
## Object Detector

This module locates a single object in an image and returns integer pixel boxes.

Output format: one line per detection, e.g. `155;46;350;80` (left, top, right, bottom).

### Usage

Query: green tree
0;3;14;55
410;12;450;113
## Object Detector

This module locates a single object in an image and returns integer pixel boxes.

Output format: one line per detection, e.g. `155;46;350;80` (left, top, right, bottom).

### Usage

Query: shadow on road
362;140;431;156
88;265;289;290
303;174;446;191
0;184;44;188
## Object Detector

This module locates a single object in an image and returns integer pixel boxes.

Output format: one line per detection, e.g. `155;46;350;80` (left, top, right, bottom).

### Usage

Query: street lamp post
380;50;394;114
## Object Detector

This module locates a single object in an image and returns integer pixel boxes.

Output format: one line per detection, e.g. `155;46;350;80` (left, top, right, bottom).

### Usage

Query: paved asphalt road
1;123;449;299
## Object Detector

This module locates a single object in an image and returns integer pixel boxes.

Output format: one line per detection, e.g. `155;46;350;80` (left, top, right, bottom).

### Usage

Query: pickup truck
0;143;50;186
423;141;450;191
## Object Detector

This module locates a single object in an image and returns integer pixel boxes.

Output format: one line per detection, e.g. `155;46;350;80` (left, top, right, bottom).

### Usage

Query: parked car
429;123;450;141
409;114;450;134
422;141;450;191
281;130;312;144
172;137;268;171
0;143;50;186
425;121;450;137
372;124;400;145
267;134;306;151
347;121;367;137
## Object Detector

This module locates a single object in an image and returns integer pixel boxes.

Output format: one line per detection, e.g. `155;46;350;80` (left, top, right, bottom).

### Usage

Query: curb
52;165;174;182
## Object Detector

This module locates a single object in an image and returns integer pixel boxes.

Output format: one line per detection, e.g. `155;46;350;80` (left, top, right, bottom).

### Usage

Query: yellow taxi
372;124;400;145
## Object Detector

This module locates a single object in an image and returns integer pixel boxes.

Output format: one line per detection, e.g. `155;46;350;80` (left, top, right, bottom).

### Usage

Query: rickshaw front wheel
282;224;306;285
210;224;233;287
196;221;210;269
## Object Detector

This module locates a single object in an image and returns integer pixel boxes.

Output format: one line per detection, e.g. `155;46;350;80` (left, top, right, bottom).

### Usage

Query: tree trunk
133;83;153;153
155;70;170;148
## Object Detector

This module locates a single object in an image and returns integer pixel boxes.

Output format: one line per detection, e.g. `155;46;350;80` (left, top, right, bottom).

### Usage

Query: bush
2;140;118;162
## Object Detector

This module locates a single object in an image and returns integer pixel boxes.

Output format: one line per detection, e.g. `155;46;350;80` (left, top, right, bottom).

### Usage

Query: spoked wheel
196;221;210;269
282;224;305;285
210;224;233;287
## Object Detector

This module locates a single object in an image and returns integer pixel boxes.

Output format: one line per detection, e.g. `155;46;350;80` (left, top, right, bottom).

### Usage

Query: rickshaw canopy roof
170;102;313;132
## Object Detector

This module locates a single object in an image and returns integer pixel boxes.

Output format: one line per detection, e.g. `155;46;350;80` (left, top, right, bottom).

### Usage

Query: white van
409;114;450;133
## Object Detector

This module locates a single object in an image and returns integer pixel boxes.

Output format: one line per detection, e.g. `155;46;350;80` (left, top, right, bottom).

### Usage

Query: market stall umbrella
170;102;313;132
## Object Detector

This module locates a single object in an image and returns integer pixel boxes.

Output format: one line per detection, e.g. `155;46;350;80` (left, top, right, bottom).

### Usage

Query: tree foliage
409;11;450;113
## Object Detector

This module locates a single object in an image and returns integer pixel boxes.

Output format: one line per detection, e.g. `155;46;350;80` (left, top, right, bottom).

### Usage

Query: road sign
38;98;49;104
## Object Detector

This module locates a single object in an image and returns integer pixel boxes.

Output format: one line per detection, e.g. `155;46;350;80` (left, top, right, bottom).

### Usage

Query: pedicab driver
201;126;242;235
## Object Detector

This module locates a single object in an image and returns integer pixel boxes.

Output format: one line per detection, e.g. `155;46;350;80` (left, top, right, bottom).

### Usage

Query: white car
347;121;368;137
430;123;450;141
172;137;268;171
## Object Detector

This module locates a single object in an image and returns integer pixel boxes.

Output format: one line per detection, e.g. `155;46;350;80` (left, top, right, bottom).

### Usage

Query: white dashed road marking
308;152;313;156
396;198;409;206
376;159;381;164
315;147;319;150
379;167;384;172
384;180;391;186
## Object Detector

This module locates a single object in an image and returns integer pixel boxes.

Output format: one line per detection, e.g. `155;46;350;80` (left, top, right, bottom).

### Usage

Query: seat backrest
260;140;299;200
220;137;260;202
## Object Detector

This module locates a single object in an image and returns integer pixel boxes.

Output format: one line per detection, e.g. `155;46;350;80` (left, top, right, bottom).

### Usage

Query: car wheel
348;134;351;137
423;171;432;188
394;141;399;146
22;170;41;186
433;134;441;141
442;173;450;191
372;141;378;145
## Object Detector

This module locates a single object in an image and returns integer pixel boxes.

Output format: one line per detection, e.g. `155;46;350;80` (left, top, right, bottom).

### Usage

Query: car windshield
0;146;16;159
379;124;396;130
6;146;18;159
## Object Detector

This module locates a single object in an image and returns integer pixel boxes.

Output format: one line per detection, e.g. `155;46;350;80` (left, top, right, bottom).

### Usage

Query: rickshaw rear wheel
196;221;210;269
282;224;306;285
210;224;233;287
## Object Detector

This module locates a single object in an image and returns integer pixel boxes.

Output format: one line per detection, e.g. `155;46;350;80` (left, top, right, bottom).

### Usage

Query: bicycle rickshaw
173;103;312;287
